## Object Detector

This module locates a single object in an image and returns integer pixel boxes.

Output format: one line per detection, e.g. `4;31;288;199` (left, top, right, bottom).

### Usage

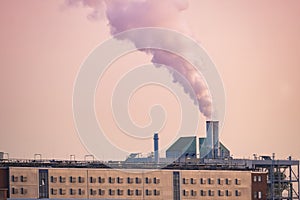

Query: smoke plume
66;0;212;118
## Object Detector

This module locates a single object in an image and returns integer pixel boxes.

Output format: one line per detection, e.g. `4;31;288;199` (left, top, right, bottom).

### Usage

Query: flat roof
1;158;298;170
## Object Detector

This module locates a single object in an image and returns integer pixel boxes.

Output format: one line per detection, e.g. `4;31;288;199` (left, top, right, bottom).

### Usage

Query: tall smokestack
206;121;219;159
206;121;213;158
153;133;159;163
212;121;219;159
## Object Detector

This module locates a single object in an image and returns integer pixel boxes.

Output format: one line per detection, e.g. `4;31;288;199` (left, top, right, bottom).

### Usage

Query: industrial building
126;121;230;163
0;121;299;200
0;166;267;200
165;122;230;160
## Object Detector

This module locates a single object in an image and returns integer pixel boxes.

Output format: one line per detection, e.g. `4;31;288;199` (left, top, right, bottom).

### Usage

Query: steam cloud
66;0;212;118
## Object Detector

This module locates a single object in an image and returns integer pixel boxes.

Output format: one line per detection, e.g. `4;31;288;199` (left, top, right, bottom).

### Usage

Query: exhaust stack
153;133;159;163
206;121;219;159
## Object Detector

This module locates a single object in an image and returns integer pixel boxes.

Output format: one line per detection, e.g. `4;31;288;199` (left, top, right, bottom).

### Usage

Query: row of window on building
50;188;161;196
50;176;160;184
253;175;263;182
11;187;27;195
11;175;262;184
11;187;263;199
182;177;241;185
182;189;241;197
11;176;27;182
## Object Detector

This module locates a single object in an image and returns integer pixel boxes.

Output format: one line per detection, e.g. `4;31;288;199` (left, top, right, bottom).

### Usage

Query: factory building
166;121;230;160
0;166;267;200
0;120;299;199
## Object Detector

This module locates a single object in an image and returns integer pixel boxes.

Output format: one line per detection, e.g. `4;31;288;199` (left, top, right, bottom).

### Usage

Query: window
208;190;214;196
20;176;27;182
182;178;188;184
98;189;105;195
11;175;18;182
208;178;214;184
78;188;85;195
98;177;105;183
235;190;241;196
70;188;76;195
145;177;152;184
127;189;134;196
258;176;262;182
109;189;115;196
235;178;241;185
258;191;262;199
59;188;66;195
59;176;66;183
218;178;223;185
253;176;257;182
117;189;124;195
200;190;206;196
135;189;142;196
191;190;197;196
183;190;189;196
225;178;231;185
154;189;160;196
12;188;18;194
51;188;57;195
70;176;76;183
89;177;96;183
226;190;232;196
127;177;133;184
50;176;57;183
109;177;115;184
254;191;258;199
190;178;196;184
135;177;141;184
254;175;262;182
117;177;123;184
90;189;96;195
218;190;224;196
200;178;206;184
145;189;152;196
20;188;27;195
153;177;160;184
78;176;85;183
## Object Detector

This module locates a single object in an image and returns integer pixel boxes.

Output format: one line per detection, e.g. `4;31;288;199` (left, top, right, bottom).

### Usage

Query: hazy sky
1;0;300;161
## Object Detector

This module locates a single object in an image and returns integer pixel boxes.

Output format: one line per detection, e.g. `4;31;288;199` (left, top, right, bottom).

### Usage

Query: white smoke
66;0;212;118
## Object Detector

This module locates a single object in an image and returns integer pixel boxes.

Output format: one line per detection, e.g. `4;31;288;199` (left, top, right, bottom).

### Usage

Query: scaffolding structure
251;157;299;200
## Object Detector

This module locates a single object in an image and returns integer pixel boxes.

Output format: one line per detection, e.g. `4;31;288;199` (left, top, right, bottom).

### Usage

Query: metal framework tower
252;157;299;200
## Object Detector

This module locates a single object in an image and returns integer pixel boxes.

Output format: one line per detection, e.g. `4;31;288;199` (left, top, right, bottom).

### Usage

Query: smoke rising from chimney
66;0;212;118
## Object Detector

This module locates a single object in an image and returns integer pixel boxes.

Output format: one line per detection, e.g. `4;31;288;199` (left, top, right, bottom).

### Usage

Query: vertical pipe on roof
154;133;159;163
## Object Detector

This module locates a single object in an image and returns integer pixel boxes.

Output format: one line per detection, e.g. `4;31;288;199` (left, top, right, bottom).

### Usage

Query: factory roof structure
166;136;197;158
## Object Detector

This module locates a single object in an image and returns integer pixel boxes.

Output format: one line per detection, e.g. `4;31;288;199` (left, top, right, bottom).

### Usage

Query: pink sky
0;0;300;160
